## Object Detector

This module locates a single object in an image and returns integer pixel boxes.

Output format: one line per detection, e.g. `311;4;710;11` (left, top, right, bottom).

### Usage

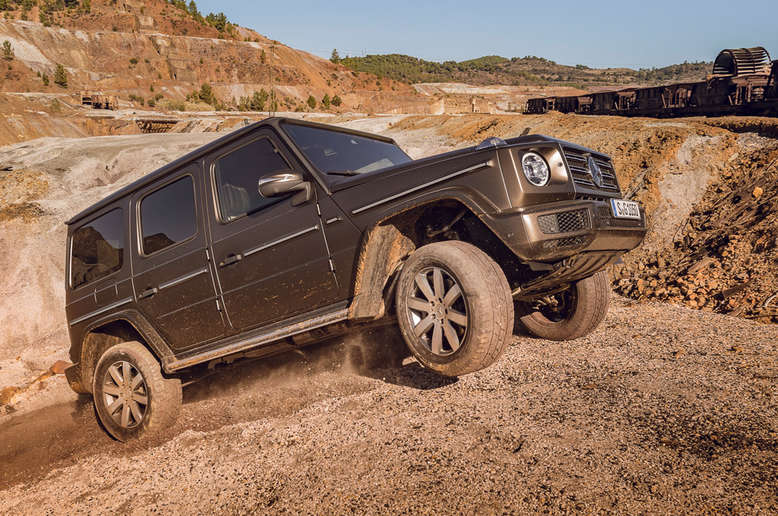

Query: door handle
218;253;244;268
138;287;158;300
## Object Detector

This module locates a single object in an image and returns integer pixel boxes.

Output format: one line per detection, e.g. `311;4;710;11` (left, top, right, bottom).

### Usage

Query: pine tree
250;89;268;111
2;40;13;61
321;93;331;109
331;94;342;107
306;95;316;110
330;49;340;64
54;64;68;88
198;83;215;105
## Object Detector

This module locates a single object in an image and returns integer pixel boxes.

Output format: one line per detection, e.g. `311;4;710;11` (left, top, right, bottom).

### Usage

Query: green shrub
53;64;67;88
2;40;13;61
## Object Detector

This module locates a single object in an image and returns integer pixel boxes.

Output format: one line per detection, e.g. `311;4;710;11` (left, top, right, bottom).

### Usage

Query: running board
164;302;349;372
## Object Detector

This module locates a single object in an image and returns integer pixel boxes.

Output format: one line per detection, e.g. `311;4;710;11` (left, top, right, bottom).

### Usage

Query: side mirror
258;171;313;206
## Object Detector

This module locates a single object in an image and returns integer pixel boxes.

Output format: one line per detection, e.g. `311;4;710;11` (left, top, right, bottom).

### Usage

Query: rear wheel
92;341;181;441
395;241;513;377
517;270;610;341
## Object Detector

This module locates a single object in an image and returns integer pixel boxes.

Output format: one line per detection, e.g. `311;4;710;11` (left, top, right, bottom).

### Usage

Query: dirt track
1;296;776;514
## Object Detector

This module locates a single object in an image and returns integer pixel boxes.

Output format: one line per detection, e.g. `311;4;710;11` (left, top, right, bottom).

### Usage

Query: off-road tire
395;241;513;377
92;341;181;442
518;270;610;341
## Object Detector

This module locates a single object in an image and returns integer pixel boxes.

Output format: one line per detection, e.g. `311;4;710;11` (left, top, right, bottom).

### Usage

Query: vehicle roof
65;117;399;226
66;119;605;226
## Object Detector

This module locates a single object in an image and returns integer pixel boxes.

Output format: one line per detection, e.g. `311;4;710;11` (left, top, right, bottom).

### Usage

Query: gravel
1;296;776;514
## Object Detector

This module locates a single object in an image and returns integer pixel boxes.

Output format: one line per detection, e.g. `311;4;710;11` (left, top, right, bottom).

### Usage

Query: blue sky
193;0;778;69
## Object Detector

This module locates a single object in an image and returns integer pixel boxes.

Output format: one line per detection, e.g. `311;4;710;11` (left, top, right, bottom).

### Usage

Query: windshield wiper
326;170;361;176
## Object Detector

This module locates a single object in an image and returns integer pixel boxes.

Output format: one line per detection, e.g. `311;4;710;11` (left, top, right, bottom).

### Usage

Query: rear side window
140;176;197;255
71;208;124;289
214;138;291;222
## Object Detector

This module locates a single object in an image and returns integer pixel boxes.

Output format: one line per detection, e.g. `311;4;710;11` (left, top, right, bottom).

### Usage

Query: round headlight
522;152;550;187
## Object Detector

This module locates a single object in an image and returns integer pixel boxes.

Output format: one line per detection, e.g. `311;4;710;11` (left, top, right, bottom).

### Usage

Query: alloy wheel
405;266;469;356
101;361;148;429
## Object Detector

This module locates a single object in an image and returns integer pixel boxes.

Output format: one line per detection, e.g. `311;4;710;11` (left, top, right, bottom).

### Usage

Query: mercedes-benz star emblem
587;155;603;187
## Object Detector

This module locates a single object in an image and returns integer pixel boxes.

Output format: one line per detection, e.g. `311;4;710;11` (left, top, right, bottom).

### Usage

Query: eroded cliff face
0;17;431;114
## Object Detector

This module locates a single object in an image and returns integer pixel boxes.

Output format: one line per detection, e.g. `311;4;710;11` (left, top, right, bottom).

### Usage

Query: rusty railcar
525;47;778;118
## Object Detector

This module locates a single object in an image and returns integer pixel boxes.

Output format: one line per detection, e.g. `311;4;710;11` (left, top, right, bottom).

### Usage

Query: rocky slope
0;0;431;113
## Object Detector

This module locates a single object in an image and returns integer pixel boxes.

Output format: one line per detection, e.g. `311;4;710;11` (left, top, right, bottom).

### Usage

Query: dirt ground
0;296;776;513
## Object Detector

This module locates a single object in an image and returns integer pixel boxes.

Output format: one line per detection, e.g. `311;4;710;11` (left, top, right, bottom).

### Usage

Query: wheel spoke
129;400;143;424
448;309;467;327
107;397;123;415
132;392;148;405
431;322;443;354
108;364;123;386
121;403;131;427
122;362;131;386
443;283;462;307
415;272;435;301
413;314;435;337
433;268;444;298
103;384;121;397
443;321;461;351
131;372;144;390
407;297;432;313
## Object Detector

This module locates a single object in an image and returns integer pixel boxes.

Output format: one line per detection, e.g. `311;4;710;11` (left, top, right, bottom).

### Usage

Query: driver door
205;130;338;333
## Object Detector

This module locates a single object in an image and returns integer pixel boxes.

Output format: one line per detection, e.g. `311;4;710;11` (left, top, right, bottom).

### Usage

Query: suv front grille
563;147;620;193
537;209;589;234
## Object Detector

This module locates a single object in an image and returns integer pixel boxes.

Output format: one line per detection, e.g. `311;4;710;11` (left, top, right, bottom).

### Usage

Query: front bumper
482;198;647;263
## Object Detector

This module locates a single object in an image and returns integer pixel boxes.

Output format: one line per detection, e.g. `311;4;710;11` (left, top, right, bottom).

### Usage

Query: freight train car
526;47;778;118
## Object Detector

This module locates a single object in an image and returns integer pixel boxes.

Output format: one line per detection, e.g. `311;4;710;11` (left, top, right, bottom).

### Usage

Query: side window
214;138;291;222
140;176;197;255
71;208;124;289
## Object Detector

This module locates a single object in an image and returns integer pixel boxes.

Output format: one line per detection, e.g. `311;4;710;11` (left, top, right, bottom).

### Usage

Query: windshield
282;123;412;176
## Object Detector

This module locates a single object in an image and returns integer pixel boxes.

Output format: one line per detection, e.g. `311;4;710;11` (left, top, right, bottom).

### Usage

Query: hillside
339;53;712;89
0;0;432;113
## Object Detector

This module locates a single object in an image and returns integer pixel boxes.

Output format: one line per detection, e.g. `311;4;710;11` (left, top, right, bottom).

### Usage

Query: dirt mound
614;135;778;323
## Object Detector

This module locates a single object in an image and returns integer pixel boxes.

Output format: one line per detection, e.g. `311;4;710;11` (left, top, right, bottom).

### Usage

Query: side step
164;302;349;372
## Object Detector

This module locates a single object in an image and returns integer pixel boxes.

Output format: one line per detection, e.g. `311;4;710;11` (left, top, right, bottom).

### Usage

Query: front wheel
395;241;513;377
517;270;610;341
92;341;181;441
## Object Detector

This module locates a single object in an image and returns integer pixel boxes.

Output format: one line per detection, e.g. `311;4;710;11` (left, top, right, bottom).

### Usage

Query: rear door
205;130;338;332
131;166;226;351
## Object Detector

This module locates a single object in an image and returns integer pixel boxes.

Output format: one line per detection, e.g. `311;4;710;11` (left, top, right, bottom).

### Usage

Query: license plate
610;199;641;219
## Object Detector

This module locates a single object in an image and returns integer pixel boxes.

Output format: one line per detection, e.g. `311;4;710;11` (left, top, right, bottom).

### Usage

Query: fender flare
348;194;489;321
74;309;175;393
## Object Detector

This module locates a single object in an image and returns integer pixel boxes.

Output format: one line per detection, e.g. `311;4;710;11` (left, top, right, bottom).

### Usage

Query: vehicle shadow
360;362;459;390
